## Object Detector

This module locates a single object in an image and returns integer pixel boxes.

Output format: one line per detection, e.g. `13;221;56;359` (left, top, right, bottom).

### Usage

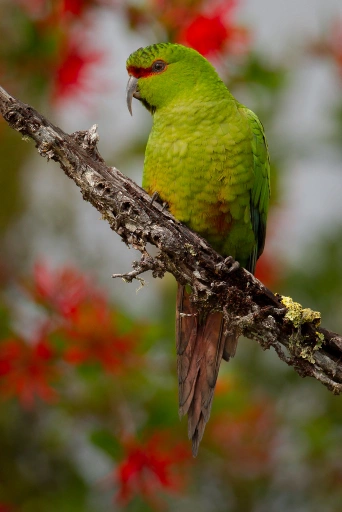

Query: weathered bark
1;85;341;394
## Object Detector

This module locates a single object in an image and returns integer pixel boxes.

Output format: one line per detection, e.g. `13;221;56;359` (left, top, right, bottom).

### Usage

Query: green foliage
90;429;123;459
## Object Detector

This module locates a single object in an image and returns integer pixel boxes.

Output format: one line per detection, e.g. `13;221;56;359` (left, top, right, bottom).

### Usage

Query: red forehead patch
127;65;153;78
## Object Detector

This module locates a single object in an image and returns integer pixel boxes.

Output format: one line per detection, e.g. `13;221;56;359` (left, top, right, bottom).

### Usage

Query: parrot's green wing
239;105;270;273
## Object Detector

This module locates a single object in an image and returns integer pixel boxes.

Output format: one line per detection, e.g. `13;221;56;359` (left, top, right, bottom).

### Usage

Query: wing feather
238;105;270;273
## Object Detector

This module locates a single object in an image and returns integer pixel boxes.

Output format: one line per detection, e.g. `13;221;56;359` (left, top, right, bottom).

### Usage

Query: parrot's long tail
176;284;238;457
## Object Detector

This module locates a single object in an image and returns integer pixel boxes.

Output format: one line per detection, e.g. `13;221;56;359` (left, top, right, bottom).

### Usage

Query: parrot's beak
126;75;140;116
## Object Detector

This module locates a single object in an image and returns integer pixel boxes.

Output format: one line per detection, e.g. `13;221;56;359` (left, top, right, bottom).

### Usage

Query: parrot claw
150;191;169;211
215;257;239;274
224;257;240;273
150;191;160;205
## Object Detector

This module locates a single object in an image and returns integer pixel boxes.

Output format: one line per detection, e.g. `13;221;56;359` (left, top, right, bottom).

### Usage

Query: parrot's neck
152;79;235;122
152;95;237;128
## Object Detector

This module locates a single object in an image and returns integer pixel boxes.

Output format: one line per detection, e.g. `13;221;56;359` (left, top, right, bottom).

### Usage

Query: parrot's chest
144;119;252;206
143;113;255;259
144;133;225;212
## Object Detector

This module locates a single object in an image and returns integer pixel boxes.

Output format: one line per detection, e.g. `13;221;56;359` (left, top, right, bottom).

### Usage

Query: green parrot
126;43;270;456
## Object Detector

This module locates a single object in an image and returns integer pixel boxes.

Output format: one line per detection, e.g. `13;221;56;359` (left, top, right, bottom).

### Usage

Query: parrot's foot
215;256;240;274
150;191;169;212
150;191;160;205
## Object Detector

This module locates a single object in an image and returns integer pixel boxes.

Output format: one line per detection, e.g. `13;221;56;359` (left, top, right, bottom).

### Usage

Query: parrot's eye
152;60;166;73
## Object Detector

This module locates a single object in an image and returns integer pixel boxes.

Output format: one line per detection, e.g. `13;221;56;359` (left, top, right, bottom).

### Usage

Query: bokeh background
0;0;342;510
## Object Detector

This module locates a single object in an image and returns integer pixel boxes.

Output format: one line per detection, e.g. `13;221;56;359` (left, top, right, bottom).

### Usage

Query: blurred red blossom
114;432;191;506
0;337;59;407
125;0;249;57
210;401;277;477
177;1;249;56
59;0;90;17
52;34;103;101
330;22;342;74
310;21;342;78
27;262;141;373
254;251;280;289
215;373;235;396
0;504;15;512
254;215;282;288
14;0;98;22
31;261;103;319
62;302;139;373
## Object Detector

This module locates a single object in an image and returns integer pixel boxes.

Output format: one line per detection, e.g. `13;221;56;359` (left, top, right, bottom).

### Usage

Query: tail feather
176;284;239;456
223;331;238;361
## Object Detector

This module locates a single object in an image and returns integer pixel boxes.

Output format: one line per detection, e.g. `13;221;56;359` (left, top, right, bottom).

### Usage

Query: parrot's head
126;43;218;115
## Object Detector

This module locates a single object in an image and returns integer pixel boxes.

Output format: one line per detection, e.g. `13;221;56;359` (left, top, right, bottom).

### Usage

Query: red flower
179;13;228;55
30;262;138;373
60;0;89;17
52;34;103;101
177;1;249;56
114;433;190;506
0;338;59;408
32;261;102;319
62;302;138;373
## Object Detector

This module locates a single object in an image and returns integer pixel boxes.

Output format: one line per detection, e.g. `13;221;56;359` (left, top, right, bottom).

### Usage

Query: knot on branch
71;124;105;163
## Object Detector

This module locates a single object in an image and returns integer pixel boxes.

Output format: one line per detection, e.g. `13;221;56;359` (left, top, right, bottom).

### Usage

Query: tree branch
1;85;342;394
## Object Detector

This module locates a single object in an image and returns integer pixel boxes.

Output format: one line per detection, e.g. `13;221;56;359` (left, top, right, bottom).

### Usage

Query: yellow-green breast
143;96;257;268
